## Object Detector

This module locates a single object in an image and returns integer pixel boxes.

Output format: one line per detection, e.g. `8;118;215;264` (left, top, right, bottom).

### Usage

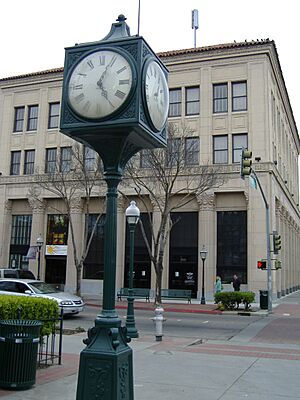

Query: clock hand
101;89;115;109
97;55;117;88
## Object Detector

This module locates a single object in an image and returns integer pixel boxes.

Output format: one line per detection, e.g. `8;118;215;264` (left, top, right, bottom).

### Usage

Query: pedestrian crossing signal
257;260;267;270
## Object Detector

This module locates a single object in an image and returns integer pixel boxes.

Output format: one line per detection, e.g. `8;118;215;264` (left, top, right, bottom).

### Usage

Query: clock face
67;49;133;119
144;60;169;131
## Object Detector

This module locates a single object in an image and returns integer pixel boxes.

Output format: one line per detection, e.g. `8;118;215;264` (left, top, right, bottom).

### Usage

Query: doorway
45;257;66;290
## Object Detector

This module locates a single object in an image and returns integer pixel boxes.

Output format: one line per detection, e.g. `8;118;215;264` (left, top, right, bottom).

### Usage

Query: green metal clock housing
60;16;168;161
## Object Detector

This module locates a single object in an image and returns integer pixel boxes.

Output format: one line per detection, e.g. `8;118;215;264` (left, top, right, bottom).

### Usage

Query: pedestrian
232;274;241;291
215;276;222;293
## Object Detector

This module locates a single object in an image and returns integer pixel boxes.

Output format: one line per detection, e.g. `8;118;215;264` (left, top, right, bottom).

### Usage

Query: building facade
0;40;299;300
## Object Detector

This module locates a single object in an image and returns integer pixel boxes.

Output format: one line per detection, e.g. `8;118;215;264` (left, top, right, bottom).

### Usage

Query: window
11;215;32;245
83;214;106;280
13;106;25;132
140;150;152;168
213;83;228;113
232;82;247;111
46;215;69;245
185;137;199;165
27;105;39;131
10;151;21;175
84;146;97;171
186;87;200;116
232;134;248;163
169;89;181;117
217;211;247;283
167;138;180;166
169;212;198;297
45;148;57;173
23;150;35;175
60;147;72;172
213;135;228;164
48;102;60;129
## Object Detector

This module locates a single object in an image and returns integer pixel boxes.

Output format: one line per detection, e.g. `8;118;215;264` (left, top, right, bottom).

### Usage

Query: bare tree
28;143;105;295
123;123;225;304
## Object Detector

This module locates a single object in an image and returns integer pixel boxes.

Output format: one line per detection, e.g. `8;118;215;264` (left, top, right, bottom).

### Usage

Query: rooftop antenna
191;9;199;48
137;0;141;35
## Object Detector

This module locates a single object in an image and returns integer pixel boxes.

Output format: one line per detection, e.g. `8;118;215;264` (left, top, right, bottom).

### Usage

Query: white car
0;279;84;315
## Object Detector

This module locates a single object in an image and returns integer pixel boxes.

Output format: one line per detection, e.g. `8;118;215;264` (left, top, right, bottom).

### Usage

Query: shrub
0;295;59;336
214;291;255;311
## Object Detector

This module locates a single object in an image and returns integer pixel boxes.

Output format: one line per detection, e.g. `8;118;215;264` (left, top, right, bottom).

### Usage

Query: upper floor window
232;82;247;111
213;135;228;164
232;134;248;163
167;138;181;166
24;150;35;175
213;83;228;113
60;147;72;173
10;151;21;175
185;137;199;165
27;105;39;131
169;89;181;117
140;150;151;168
13;107;25;133
48;102;60;129
45;148;57;173
185;87;200;116
84;146;97;171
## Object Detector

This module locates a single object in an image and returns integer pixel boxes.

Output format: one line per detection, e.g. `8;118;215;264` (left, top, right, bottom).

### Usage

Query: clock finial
102;15;131;41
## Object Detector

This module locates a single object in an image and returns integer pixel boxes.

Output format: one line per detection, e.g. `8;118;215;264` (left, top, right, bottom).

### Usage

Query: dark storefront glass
169;212;198;297
9;215;32;270
217;211;247;283
83;214;106;280
124;213;152;288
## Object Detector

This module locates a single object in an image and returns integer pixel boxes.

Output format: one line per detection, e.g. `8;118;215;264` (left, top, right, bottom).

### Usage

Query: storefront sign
46;245;68;256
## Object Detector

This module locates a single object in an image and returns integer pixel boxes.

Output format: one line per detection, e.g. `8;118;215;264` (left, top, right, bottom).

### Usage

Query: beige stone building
0;39;299;300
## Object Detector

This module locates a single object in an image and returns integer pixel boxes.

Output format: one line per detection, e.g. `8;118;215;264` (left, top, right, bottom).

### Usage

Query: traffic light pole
251;170;272;313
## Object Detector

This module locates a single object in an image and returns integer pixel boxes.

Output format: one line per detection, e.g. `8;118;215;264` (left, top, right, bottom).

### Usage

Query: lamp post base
125;297;139;339
200;297;206;305
76;317;133;400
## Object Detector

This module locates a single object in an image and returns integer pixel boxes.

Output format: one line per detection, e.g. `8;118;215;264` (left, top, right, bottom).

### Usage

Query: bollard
152;306;166;341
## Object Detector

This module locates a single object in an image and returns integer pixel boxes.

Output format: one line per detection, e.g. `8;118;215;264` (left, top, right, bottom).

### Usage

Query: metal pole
251;170;272;313
125;225;138;338
200;259;206;304
37;247;41;280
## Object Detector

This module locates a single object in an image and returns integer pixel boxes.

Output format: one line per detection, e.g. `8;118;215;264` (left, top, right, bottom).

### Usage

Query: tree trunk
76;263;82;296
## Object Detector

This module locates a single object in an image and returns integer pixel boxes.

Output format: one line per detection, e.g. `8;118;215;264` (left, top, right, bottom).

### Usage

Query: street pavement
1;292;300;399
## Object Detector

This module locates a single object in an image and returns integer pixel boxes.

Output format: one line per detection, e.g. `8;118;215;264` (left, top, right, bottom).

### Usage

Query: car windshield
28;282;59;294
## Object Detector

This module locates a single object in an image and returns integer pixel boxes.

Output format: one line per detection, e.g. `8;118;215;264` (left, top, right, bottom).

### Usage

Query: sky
0;0;299;129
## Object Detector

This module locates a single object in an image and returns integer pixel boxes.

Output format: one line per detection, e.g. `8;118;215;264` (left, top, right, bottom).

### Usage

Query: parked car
0;279;84;315
0;268;36;279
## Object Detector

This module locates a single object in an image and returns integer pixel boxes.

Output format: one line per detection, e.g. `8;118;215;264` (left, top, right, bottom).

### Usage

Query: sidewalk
0;291;300;399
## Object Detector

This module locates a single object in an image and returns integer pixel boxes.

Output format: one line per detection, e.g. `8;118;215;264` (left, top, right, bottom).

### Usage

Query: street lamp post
200;246;208;305
36;235;43;281
125;201;140;338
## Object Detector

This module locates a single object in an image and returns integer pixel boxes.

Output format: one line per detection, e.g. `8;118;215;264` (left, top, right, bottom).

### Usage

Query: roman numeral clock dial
144;60;169;132
67;50;133;119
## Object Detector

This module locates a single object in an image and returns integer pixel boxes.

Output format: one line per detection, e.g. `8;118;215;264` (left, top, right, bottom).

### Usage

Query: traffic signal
275;260;282;270
240;149;252;179
257;260;267;270
273;231;282;255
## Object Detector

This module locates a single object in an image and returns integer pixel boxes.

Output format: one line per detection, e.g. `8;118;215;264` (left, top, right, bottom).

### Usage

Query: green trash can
0;320;42;390
259;290;268;310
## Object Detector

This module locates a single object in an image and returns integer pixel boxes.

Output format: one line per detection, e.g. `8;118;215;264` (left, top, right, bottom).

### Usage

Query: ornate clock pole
60;15;168;400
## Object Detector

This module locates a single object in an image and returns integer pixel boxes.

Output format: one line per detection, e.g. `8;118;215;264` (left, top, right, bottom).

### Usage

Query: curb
86;302;222;315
